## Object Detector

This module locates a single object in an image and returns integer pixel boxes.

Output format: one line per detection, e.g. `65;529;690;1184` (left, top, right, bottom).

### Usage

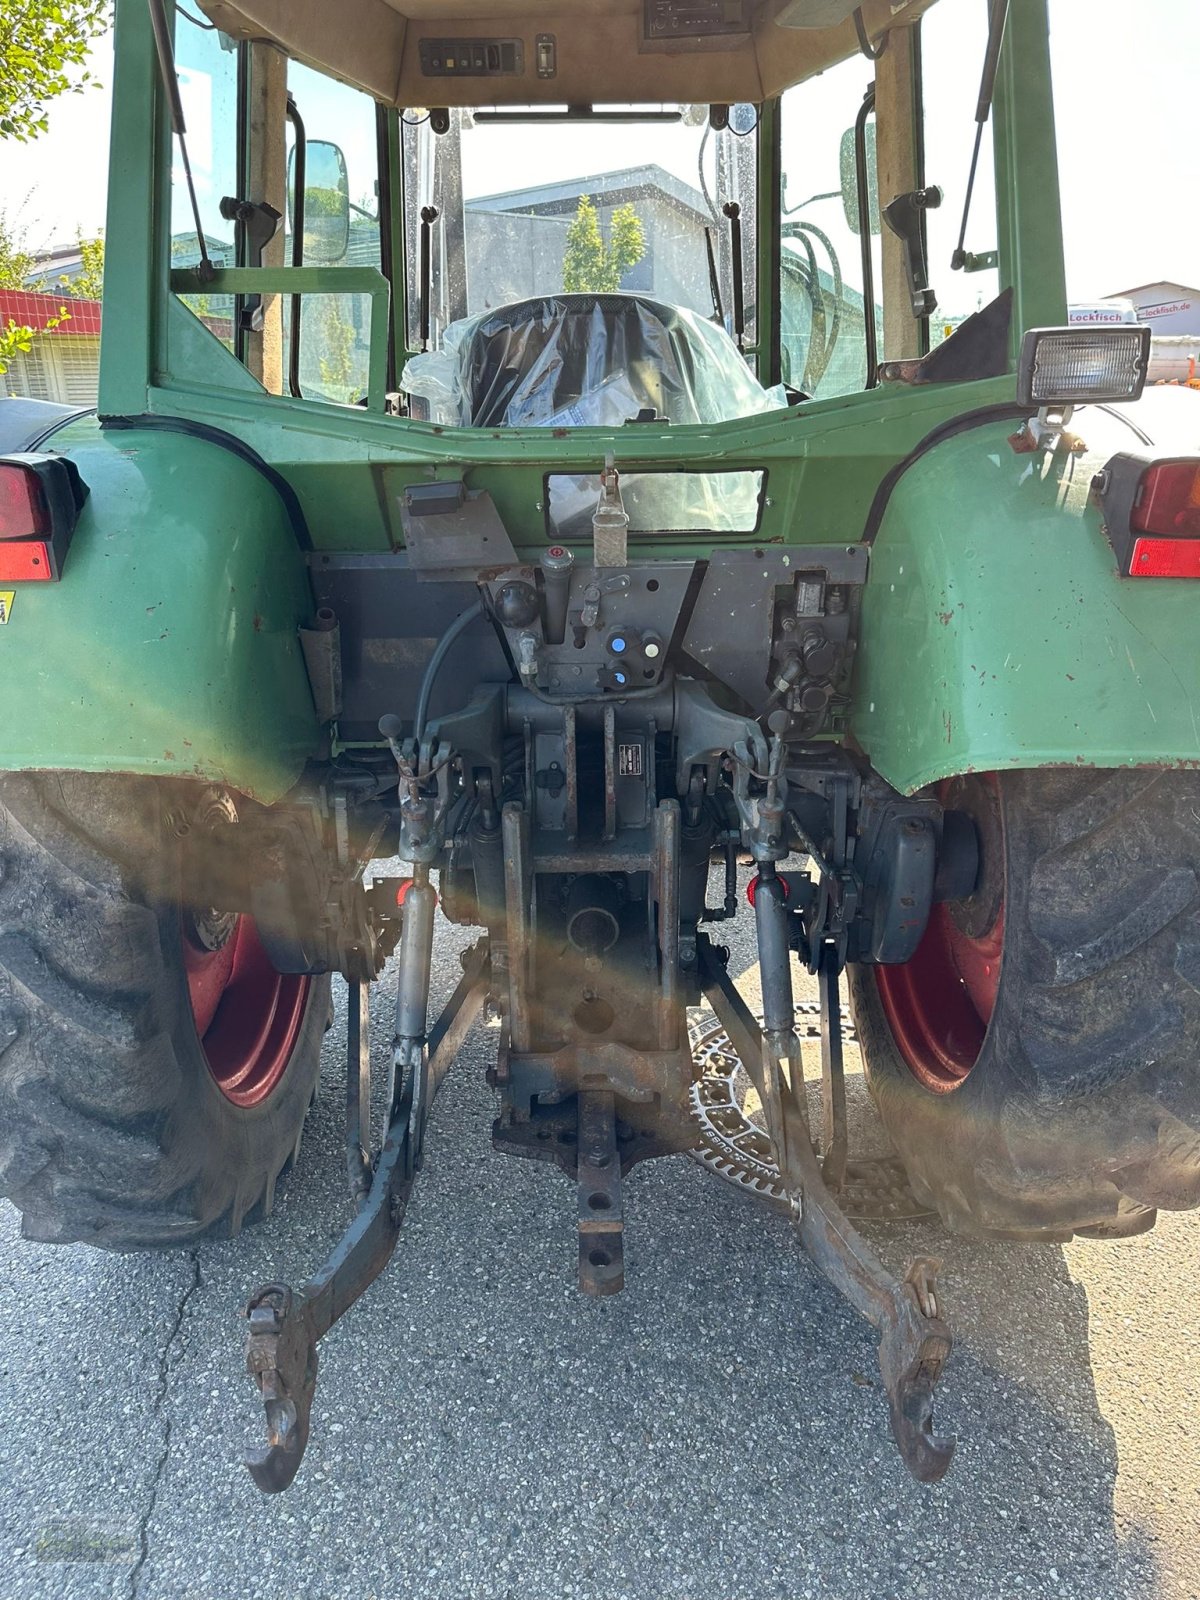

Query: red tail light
0;541;53;582
1130;461;1200;539
0;463;51;540
0;455;87;581
1098;454;1200;577
1129;537;1200;579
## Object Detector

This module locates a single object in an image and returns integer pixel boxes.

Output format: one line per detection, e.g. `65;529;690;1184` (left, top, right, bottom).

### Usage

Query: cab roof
197;0;937;110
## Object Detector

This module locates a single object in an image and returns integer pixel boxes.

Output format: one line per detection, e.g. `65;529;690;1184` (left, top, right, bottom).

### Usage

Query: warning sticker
0;592;13;625
618;742;643;778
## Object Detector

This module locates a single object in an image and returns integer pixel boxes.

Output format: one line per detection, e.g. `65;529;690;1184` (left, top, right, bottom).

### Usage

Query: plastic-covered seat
398;294;789;534
458;293;701;427
401;292;784;433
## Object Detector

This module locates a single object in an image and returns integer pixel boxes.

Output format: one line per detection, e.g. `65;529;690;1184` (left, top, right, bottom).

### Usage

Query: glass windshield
779;54;882;399
921;0;1001;334
402;107;758;356
170;13;239;346
284;60;382;405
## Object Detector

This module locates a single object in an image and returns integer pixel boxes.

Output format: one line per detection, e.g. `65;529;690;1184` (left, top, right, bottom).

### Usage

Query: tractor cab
162;0;1017;429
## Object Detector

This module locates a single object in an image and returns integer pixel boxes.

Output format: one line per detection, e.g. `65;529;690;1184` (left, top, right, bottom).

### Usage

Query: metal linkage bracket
697;932;956;1484
592;453;629;570
241;935;491;1493
818;945;848;1191
576;1091;625;1295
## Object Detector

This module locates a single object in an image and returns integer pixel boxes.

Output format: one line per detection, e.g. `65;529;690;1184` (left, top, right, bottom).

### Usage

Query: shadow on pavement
0;938;1167;1600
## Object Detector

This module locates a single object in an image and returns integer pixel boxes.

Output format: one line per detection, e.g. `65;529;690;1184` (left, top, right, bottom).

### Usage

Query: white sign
1069;299;1137;325
1140;299;1194;320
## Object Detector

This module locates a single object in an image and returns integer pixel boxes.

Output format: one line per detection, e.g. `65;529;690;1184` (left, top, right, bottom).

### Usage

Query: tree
1;305;70;376
562;196;646;294
1;0;108;143
64;231;104;300
0;204;70;377
315;296;358;401
609;205;645;287
0;206;35;289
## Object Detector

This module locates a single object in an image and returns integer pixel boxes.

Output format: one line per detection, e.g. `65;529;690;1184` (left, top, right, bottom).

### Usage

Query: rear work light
0;454;88;582
1096;454;1200;577
1017;325;1151;407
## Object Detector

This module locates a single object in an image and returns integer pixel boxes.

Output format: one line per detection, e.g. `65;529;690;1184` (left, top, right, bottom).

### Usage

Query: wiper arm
704;228;724;327
950;0;1010;273
723;202;745;352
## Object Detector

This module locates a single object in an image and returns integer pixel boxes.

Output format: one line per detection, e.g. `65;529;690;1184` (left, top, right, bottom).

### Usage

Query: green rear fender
850;392;1200;795
0;420;321;803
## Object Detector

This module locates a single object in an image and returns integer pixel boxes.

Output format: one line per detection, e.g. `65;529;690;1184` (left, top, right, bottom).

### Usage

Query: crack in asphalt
126;1249;202;1600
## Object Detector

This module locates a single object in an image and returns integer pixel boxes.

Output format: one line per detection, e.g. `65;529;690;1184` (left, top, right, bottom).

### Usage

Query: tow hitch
241;685;955;1490
241;903;954;1491
242;898;490;1492
697;929;955;1483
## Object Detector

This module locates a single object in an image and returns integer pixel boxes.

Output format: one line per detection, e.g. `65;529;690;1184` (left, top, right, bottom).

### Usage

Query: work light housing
1017;325;1151;408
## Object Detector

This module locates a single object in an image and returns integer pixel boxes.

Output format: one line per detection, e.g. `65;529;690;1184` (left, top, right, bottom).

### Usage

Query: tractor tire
848;768;1200;1241
0;773;329;1250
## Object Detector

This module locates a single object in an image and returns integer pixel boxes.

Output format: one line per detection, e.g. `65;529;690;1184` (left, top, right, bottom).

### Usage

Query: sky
3;0;1197;305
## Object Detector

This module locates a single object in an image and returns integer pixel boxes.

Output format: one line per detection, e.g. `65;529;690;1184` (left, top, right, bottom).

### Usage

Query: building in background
0;290;101;404
23;243;91;295
463;166;715;316
1109;281;1200;337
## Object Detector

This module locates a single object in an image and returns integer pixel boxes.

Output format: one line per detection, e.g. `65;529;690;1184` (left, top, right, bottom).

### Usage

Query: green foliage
316;296;357;400
562;196;646;294
609;205;645;285
0;205;73;375
1;0;108;143
562;196;606;294
0;304;70;376
0;206;35;289
66;231;104;299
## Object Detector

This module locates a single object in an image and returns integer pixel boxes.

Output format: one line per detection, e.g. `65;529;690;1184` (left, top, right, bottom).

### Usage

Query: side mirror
288;139;350;265
839;122;879;237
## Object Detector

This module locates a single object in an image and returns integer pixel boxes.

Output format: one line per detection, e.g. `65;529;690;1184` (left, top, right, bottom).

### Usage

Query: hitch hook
876;1260;955;1483
243;1285;319;1494
238;933;491;1493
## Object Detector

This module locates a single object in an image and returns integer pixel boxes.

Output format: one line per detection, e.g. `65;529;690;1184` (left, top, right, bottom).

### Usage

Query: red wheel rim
874;778;1004;1093
184;915;310;1108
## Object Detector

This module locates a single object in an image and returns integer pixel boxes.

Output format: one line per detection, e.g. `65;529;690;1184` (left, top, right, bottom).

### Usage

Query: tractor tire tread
850;769;1200;1239
0;774;328;1251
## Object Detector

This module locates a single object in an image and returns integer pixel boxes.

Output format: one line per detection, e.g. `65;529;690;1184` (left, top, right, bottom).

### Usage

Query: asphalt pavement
0;904;1197;1600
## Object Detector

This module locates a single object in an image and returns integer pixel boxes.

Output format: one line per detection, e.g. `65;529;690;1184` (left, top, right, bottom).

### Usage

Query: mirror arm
853;85;878;386
219;195;284;333
853;7;888;60
285;95;306;400
882;187;942;320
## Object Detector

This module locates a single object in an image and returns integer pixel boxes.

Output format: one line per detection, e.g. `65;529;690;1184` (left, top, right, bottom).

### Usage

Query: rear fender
850;389;1200;794
0;419;320;803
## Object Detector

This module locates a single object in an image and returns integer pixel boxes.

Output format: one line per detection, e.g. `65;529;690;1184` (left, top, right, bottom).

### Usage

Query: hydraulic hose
414;599;484;745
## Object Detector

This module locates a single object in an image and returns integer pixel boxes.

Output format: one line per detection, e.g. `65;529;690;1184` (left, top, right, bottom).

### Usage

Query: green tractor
2;0;1198;1492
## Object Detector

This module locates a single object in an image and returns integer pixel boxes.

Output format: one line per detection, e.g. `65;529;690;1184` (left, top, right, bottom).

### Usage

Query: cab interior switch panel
420;38;524;77
642;0;750;49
